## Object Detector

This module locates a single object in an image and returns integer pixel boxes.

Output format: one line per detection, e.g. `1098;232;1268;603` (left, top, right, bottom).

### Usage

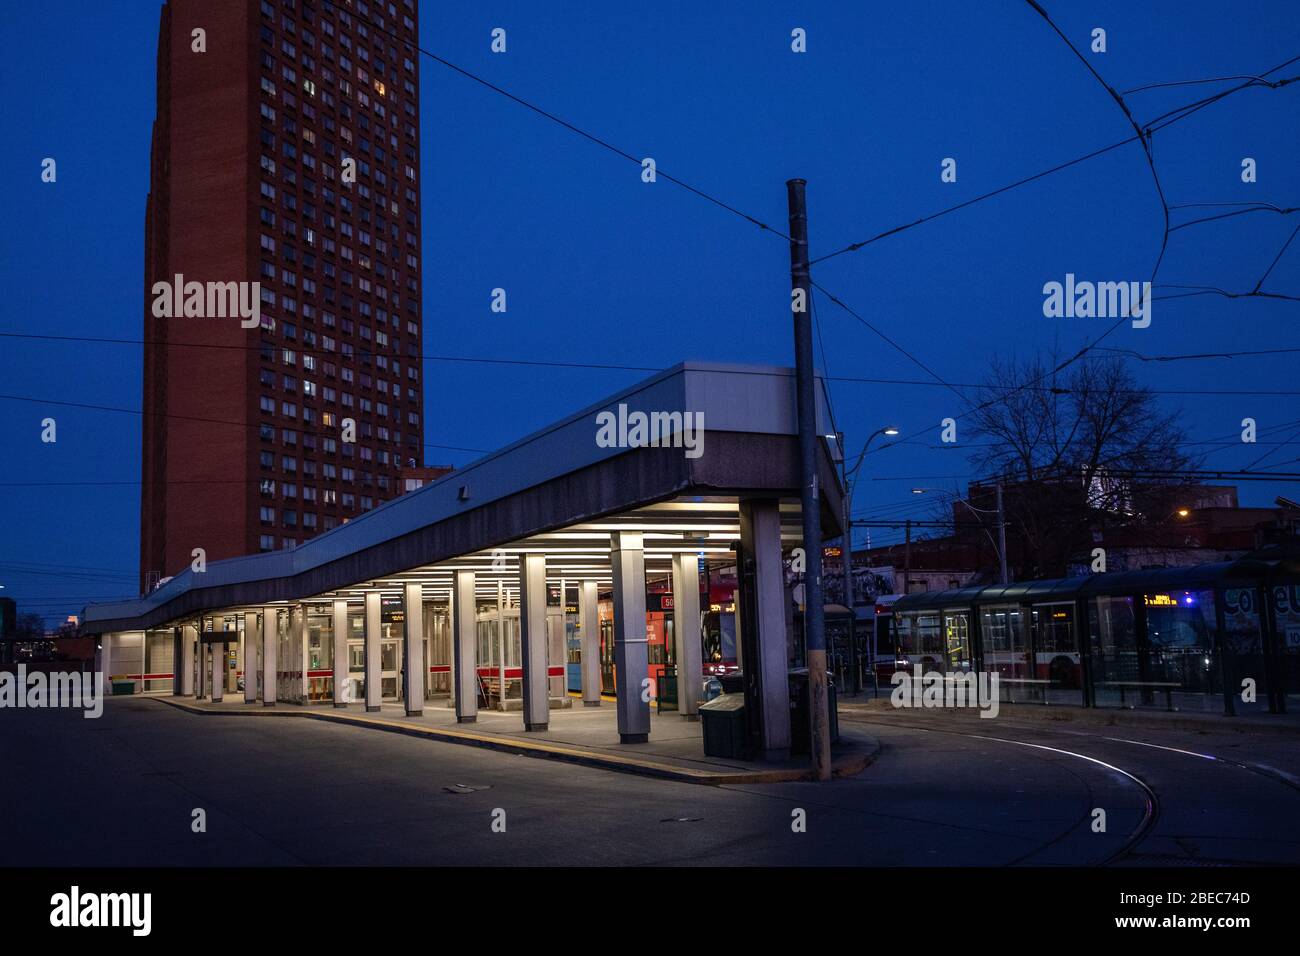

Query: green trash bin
111;680;135;696
788;669;838;754
699;693;747;759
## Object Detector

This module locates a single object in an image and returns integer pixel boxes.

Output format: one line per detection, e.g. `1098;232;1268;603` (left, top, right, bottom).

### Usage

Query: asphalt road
2;698;1297;866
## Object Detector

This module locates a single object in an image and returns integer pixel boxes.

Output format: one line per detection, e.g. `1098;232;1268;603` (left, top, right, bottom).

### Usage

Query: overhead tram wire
12;11;1291;445
12;427;1300;490
326;0;1238;441
806;134;1142;268
6;330;1298;396
1096;345;1300;363
808;49;1299;269
810;26;1299;462
1168;201;1299;234
1254;221;1300;293
1152;286;1300;304
1142;55;1300;132
319;0;787;243
1025;0;1172;300
0;392;493;456
0;330;665;374
809;284;968;401
18;7;1292;496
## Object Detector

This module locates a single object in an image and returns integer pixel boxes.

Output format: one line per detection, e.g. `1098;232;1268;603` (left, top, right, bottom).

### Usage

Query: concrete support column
196;635;207;700
332;600;349;707
263;610;277;707
740;499;792;760
172;629;183;696
364;591;382;712
611;531;650;743
211;639;224;702
243;612;259;703
181;625;196;696
733;589;744;670
98;634;113;698
291;605;307;703
403;583;426;716
518;553;550;732
452;571;477;723
672;552;704;718
579;579;601;706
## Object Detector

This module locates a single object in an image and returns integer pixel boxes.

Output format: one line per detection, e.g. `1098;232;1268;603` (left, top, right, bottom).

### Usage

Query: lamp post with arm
840;426;900;694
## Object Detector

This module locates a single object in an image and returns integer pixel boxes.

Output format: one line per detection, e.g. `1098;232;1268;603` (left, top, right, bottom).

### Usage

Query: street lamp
912;485;1010;585
839;425;900;695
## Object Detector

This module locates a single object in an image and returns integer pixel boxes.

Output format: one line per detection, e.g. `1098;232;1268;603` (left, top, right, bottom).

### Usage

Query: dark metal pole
786;179;830;781
841;463;860;695
903;519;912;596
996;482;1009;585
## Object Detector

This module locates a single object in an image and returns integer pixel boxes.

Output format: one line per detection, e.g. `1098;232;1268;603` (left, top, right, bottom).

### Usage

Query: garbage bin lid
699;693;745;713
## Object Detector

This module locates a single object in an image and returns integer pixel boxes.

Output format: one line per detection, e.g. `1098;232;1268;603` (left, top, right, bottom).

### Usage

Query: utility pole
840;477;860;695
786;179;830;781
996;482;1009;585
902;519;912;596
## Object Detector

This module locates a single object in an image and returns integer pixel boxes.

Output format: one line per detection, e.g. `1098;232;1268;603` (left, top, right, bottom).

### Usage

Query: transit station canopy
83;362;844;634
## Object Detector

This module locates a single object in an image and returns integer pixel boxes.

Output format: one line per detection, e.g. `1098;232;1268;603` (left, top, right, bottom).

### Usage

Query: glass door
943;611;971;673
599;617;616;696
381;639;400;701
346;610;365;703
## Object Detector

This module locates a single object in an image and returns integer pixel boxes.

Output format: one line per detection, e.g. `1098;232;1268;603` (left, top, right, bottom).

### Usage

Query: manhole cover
442;783;492;794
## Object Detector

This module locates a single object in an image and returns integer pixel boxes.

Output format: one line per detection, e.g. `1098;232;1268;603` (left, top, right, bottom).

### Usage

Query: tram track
845;708;1300;864
839;714;1160;865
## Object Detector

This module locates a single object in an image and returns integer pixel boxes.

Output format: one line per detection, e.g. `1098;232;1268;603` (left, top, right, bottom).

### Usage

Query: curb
837;699;1300;737
149;697;879;785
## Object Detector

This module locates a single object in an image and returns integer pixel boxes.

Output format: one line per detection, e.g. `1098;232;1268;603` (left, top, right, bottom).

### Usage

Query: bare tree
964;353;1197;577
13;613;48;641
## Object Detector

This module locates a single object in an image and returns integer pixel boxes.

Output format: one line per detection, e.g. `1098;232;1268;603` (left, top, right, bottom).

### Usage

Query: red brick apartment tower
141;0;424;592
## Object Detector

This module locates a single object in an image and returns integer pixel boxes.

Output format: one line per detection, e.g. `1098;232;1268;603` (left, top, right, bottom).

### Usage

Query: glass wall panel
1270;583;1300;709
276;611;292;703
426;604;451;698
1030;603;1083;705
144;630;175;694
896;611;943;672
1143;590;1221;712
1087;595;1137;708
307;609;333;702
982;605;1032;701
943;611;971;673
381;602;404;702
347;612;364;703
1223;586;1267;713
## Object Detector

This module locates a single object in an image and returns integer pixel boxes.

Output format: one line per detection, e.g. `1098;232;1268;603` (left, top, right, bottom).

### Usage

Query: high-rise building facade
141;0;423;592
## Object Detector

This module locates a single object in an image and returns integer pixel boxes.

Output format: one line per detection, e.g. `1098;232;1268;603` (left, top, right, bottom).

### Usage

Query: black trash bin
718;671;744;695
657;664;679;713
788;668;839;755
699;693;748;759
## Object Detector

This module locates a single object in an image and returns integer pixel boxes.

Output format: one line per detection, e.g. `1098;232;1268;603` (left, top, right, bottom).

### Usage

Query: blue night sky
1;0;1296;624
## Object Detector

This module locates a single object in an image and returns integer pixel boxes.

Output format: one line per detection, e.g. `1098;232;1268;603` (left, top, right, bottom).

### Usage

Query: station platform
145;693;879;785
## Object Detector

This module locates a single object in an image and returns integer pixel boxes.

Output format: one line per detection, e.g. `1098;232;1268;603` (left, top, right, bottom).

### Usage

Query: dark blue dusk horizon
1;0;1297;625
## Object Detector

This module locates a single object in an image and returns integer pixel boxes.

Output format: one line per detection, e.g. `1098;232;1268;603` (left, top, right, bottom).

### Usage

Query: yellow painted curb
149;697;877;785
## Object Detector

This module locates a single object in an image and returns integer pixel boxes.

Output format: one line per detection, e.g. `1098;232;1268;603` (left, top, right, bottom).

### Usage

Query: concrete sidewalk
147;694;879;785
